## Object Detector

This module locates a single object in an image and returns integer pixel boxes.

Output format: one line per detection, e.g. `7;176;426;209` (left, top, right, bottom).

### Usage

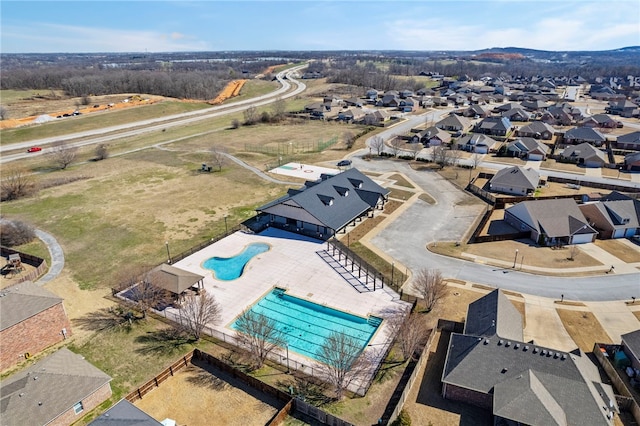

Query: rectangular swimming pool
231;288;382;362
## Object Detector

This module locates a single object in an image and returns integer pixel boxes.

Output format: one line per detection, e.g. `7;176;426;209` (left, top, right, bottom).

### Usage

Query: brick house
442;289;618;425
1;348;112;426
0;282;72;371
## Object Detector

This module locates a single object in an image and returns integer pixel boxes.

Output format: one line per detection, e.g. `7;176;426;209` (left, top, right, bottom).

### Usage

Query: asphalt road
347;153;640;302
1;65;308;164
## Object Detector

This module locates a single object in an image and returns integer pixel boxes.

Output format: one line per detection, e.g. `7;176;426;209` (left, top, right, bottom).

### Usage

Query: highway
0;65;308;164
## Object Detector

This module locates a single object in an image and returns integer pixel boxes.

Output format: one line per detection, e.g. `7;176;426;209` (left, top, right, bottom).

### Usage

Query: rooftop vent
505;341;511;347
514;343;520;349
547;351;553;357
484;339;490;345
561;354;567;360
554;352;559;359
533;347;538;353
498;339;504;346
541;350;547;356
501;368;508;374
524;345;529;352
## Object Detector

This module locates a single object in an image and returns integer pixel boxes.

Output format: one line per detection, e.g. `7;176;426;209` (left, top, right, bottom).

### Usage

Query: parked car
27;146;42;153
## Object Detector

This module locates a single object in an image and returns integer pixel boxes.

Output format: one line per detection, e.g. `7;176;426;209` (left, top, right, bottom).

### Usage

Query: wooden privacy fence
125;351;194;403
0;246;48;284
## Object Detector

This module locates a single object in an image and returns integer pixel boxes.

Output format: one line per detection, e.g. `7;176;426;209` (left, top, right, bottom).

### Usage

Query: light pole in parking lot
513;249;518;268
165;241;172;264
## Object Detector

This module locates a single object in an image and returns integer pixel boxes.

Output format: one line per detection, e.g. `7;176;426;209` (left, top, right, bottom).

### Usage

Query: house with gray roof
564;127;606;146
435;114;471;132
474;116;512;137
504;198;597;245
1;348;112;426
615;131;640;151
624;151;640;171
621;330;640;371
560;143;608;168
411;126;451;147
606;100;639;118
256;168;389;239
489;166;540;196
579;114;621;129
461;104;489;118
501;107;531;122
506;137;549;161
0;282;72;371
89;399;163;426
517;121;556;140
579;199;640;239
442;290;618;425
456;133;498;154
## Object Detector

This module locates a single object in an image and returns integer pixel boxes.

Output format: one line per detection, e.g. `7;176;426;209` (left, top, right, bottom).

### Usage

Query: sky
1;1;639;53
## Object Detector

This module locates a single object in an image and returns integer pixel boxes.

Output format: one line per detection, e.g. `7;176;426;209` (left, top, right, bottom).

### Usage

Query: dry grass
388;173;415;188
540;159;587;174
134;361;283;426
555;309;613;352
418;192;436;205
554;300;586;307
633;311;640;322
595;239;640;263
388;187;415;201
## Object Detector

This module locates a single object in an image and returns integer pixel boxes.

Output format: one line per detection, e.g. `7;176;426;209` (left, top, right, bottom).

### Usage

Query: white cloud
1;23;210;53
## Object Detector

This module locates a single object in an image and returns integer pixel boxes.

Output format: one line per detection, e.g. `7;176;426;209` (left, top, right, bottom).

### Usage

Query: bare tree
343;131;356;150
448;147;462;167
470;153;483;169
412;268;447;311
370;135;385;155
94;144;109;161
243;106;258;125
409;142;423;160
50;141;78;170
129;277;172;318
234;309;284;369
397;313;431;361
231;118;240;129
388;136;404;157
315;331;371;400
178;292;222;341
0;219;36;246
568;245;580;261
271;98;286;122
432;145;449;168
210;146;226;172
0;106;8;120
0;165;36;201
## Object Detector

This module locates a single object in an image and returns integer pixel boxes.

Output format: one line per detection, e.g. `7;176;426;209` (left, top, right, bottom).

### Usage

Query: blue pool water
203;242;270;280
231;288;382;362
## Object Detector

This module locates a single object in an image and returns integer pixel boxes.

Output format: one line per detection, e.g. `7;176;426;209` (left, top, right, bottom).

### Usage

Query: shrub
0;220;36;247
390;409;412;426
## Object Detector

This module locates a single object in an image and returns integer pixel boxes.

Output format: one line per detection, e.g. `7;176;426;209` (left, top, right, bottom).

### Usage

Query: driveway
522;294;577;352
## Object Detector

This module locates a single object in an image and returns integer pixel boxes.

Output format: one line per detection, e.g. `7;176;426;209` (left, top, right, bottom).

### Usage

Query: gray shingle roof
0;282;63;331
89;399;162;425
518;121;555;135
1;348;112;426
622;330;640;361
564;127;606;143
464;289;523;341
617;131;640;145
257;168;389;232
490;167;540;193
442;291;617;426
505;199;596;238
561;143;607;163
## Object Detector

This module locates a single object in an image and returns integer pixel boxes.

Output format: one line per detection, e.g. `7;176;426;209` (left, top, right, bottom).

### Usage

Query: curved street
346;154;639;302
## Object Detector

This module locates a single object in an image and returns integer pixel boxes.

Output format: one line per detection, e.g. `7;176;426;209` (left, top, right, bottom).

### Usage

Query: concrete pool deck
169;227;411;392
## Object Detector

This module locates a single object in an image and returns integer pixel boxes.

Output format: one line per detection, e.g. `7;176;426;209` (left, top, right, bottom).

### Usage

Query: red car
27;146;42;153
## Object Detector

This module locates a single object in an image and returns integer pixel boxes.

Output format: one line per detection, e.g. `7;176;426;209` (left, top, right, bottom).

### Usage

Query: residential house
89;399;163;426
621;330;640;371
520;100;548;112
365;89;379;100
1;348;112;426
337;108;365;123
398;98;416;112
399;89;414;99
474;116;512;137
579;199;640;239
606;100;639;118
579;114;621;129
489;166;540;196
493;102;519;114
256;168;389;238
457;133;498;154
501;107;531;122
517;121;556;140
411;126;451;147
442;289;618;426
615;131;640;150
0;281;72;371
563;127;607;147
462;104;489;118
624;152;640;171
363;110;391;125
560;143;607;168
506;137;549;161
435;114;472;132
504;198;598;245
343;97;364;108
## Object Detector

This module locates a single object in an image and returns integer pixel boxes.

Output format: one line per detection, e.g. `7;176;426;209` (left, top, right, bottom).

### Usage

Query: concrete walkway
578;243;640;274
34;229;65;285
584;167;602;178
584;301;640;344
522;294;577;352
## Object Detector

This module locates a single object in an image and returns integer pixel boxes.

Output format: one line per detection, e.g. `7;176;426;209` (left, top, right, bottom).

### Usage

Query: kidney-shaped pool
203;242;270;280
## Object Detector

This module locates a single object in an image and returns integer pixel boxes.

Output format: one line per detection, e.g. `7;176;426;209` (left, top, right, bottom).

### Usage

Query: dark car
337;160;352;167
27;146;42;153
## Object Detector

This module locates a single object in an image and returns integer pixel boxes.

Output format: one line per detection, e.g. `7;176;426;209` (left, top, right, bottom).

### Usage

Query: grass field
555;309;613;352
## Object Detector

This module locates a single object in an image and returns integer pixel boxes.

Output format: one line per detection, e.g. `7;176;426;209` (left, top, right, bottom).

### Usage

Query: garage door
571;234;595;244
528;154;543;161
625;229;636;238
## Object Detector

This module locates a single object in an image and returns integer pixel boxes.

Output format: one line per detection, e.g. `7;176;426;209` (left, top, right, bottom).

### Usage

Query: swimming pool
203;242;270;280
231;288;382;362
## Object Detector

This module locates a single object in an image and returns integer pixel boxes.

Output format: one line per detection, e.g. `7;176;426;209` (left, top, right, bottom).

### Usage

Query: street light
165;241;172;264
513;249;519;268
